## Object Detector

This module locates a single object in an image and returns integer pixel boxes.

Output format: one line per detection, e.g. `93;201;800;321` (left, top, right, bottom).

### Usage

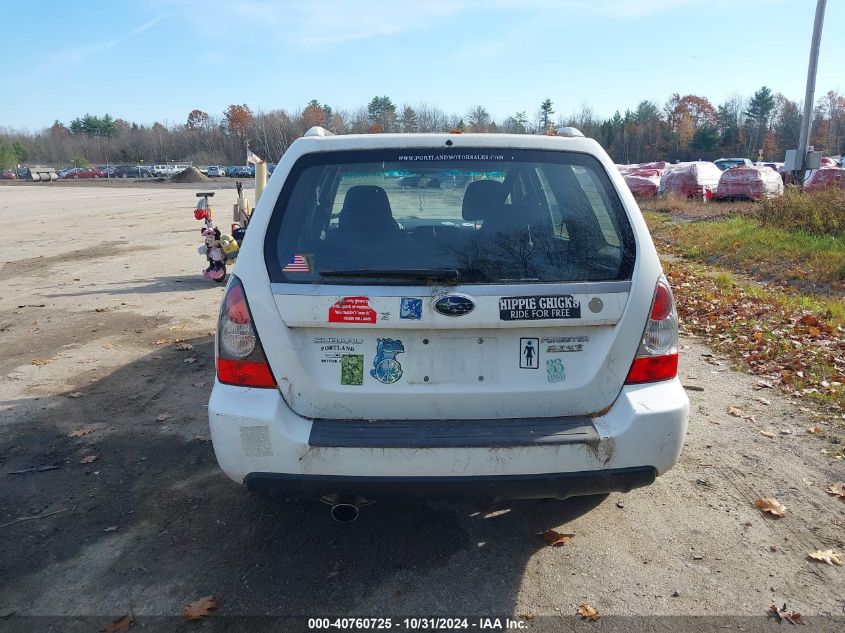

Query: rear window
265;148;635;285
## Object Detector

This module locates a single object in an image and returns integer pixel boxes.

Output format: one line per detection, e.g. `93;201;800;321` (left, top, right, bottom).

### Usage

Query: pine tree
539;99;554;131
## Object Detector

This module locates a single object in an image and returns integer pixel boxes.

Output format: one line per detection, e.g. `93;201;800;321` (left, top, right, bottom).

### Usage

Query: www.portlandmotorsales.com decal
499;295;581;321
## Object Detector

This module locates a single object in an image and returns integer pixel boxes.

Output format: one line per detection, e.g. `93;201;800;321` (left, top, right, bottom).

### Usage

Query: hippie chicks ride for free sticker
499;295;581;321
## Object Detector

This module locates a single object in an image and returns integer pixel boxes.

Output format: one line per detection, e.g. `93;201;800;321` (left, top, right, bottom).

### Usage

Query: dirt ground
0;183;843;627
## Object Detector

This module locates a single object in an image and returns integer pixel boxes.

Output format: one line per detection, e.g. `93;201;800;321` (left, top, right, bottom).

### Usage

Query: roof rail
554;126;585;138
304;126;333;137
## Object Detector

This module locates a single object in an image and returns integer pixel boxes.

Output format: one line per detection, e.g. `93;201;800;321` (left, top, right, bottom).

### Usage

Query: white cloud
130;15;166;36
160;0;468;47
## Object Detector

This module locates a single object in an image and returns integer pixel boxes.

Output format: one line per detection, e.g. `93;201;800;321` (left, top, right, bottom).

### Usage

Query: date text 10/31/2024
308;617;530;630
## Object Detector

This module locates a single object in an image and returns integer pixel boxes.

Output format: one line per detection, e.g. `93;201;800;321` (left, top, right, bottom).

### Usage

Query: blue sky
1;0;842;130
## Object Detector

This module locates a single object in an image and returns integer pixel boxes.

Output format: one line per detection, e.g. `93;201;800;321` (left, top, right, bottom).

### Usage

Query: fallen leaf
67;392;83;399
727;406;753;420
519;614;536;621
754;498;787;517
806;426;823;434
153;339;170;346
31;358;52;366
176;342;194;351
99;612;133;633
825;482;845;498
79;455;98;464
577;603;600;622
769;603;805;625
68;427;95;438
754;397;771;406
102;343;115;349
542;529;574;546
760;431;777;439
183;357;197;364
192;381;207;388
797;314;821;328
807;550;844;566
182;596;218;621
155;413;171;422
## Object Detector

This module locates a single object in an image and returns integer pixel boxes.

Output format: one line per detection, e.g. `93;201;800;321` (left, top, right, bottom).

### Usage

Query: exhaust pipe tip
330;503;359;523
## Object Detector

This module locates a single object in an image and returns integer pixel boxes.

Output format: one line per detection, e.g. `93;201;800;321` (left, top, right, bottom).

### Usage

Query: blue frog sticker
400;298;422;320
371;338;405;384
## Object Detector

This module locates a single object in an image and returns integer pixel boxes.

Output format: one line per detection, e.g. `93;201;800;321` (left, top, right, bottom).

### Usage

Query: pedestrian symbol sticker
520;337;539;369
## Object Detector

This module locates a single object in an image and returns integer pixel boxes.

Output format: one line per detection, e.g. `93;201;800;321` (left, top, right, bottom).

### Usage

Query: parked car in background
714;158;753;171
96;166;117;176
112;165;153;178
207;166;225;177
208;127;689;517
227;165;255;178
267;163;277;174
72;168;107;179
1;169;17;179
58;167;79;178
151;164;190;177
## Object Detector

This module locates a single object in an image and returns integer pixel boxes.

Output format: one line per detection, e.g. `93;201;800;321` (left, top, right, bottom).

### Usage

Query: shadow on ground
43;274;223;297
0;336;605;618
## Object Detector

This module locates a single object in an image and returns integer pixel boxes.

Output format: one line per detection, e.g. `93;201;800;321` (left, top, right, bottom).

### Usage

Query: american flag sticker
282;254;311;272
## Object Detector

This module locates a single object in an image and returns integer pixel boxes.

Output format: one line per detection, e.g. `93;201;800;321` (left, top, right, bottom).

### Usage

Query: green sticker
341;354;364;386
546;358;565;383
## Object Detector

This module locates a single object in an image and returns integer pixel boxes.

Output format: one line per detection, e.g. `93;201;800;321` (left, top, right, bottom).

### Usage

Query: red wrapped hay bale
660;161;722;199
624;173;660;198
715;165;784;200
804;167;845;192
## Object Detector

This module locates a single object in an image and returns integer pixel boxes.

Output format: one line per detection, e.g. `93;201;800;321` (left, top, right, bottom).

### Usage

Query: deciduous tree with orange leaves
225;104;253;138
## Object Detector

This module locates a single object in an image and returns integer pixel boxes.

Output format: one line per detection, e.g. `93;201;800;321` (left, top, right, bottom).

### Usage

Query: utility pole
793;0;826;187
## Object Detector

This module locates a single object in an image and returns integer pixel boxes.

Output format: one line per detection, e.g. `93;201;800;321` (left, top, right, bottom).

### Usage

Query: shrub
759;188;845;236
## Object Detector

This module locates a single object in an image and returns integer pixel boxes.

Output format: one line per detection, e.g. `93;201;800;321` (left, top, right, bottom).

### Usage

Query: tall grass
759;188;845;236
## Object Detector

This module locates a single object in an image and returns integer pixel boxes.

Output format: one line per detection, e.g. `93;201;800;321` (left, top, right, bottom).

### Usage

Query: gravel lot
0;183;843;628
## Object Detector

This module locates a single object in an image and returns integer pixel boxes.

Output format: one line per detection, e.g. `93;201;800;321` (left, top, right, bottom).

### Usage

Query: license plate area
404;336;498;385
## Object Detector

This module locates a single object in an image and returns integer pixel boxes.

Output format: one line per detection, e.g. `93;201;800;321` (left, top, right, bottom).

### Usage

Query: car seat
337;185;400;240
461;180;507;223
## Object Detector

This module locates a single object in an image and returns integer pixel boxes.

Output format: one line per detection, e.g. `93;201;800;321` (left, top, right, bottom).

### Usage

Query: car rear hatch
259;146;644;421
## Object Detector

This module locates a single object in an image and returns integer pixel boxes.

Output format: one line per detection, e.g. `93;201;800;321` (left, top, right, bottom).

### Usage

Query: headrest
339;186;392;220
462;180;506;221
338;185;397;237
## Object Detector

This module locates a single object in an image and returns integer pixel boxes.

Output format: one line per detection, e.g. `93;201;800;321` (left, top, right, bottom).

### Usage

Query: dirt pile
170;167;211;183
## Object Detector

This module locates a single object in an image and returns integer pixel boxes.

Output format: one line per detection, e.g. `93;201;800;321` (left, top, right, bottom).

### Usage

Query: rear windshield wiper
319;268;461;282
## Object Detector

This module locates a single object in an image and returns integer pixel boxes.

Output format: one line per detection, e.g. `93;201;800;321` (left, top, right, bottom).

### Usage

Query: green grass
703;266;845;327
648;214;845;288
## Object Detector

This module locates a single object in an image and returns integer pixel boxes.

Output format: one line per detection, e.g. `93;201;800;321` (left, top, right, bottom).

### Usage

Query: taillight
625;275;679;385
216;276;276;388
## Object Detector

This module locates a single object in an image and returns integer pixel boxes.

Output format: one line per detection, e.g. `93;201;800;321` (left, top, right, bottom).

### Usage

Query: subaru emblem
433;294;475;317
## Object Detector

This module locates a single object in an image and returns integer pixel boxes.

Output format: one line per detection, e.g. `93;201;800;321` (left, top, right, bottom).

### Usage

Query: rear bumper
244;467;656;502
208;378;688;501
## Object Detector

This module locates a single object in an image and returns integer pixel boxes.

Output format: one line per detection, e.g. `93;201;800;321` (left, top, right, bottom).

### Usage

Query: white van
208;127;689;519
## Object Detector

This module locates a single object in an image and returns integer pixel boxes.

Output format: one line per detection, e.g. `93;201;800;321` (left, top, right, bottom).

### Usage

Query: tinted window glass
264;149;635;285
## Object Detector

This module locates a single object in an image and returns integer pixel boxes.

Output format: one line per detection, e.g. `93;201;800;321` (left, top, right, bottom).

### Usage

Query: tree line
1;88;843;169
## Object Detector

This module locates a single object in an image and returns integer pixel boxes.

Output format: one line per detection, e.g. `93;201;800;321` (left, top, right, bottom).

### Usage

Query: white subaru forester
208;128;689;517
